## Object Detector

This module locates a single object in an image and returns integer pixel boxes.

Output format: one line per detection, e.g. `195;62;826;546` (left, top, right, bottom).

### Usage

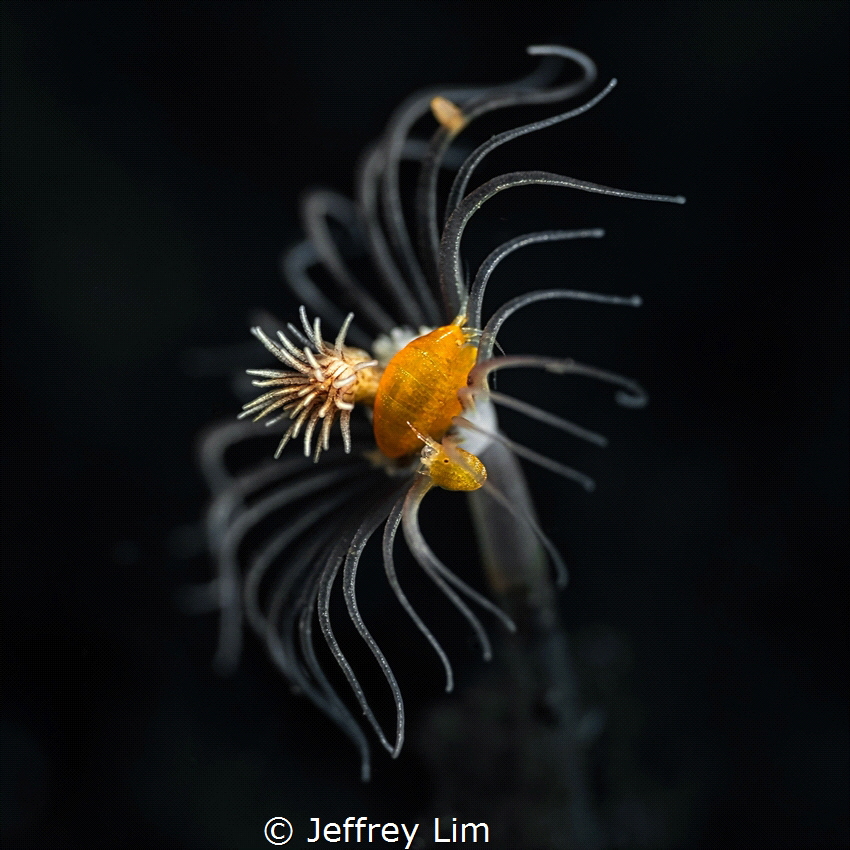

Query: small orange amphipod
372;316;477;460
409;426;487;492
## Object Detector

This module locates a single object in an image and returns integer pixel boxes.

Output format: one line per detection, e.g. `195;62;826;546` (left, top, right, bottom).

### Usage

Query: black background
2;2;847;847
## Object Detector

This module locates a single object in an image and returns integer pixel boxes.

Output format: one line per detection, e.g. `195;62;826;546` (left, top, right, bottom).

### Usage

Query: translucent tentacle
401;477;515;661
198;418;284;494
477;288;642;362
212;461;365;674
466;458;570;588
454;414;597;493
485;390;608;447
355;142;427;327
341;484;411;757
355;138;474;327
265;522;373;782
297;558;376;780
379;89;475;326
417;46;598;297
379;49;565;324
301;190;396;333
243;480;367;637
446;79;617;227
382;493;455;693
439;169;685;318
468;353;649;409
314;509;398;755
279;239;373;350
206;456;314;553
466;231;605;330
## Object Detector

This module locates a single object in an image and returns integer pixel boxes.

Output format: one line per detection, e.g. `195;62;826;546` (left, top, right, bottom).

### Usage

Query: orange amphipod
372;317;477;460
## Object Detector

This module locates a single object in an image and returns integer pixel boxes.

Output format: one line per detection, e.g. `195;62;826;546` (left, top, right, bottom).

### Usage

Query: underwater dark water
2;2;847;847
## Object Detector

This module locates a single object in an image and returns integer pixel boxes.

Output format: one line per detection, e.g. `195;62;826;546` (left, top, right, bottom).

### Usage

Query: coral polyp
238;308;380;460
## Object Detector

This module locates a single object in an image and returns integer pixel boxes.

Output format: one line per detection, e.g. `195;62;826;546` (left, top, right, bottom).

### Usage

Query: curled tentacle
466;353;649;410
301;190;396;334
454;414;597;493
378;45;567;323
382;493;455;693
400;475;516;661
417;46;599;295
440;169;684;317
444;79;618;228
466;230;605;330
314;487;405;756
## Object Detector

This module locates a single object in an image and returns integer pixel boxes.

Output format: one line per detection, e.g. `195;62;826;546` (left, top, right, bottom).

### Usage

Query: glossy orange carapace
373;321;477;459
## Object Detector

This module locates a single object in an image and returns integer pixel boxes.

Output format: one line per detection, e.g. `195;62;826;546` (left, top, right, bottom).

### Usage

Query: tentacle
445;79;617;227
355;138;474;328
465;459;570;588
401;477;515;661
297;547;376;780
382;493;455;693
197;418;285;495
211;460;366;674
197;453;318;653
379;49;566;324
300;190;396;334
484;390;607;447
378;89;478;326
243;479;370;638
341;483;411;757
355;142;428;327
206;456;315;553
314;497;399;756
467;353;649;409
439;169;685;318
483;484;568;587
417;46;598;298
466;231;605;330
454;414;596;493
279;239;373;350
476;287;642;362
402;478;491;659
265;521;373;782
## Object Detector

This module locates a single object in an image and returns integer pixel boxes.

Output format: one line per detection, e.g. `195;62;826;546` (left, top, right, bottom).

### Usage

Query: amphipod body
372;317;477;459
416;431;487;492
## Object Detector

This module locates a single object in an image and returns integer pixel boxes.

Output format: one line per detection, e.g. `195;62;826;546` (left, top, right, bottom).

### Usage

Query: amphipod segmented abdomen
373;323;477;459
